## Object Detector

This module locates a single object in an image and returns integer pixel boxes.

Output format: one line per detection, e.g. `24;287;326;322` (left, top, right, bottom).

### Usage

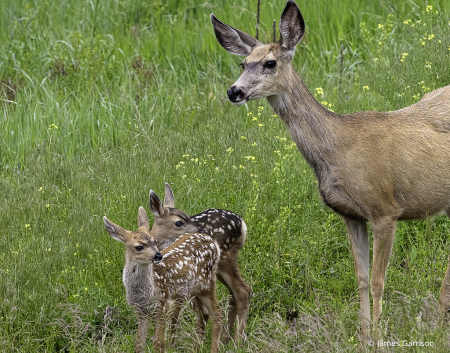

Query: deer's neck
123;262;155;309
267;68;340;170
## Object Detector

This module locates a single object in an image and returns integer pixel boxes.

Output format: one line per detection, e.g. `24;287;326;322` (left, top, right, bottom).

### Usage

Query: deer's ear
138;206;150;229
210;14;262;56
103;216;128;243
149;190;164;218
163;183;175;208
279;0;305;57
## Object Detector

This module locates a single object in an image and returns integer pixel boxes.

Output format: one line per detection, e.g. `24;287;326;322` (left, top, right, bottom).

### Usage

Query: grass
2;0;450;351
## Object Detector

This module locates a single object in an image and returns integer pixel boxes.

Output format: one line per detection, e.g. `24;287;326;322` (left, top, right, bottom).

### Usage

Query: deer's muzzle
153;252;163;263
227;86;243;103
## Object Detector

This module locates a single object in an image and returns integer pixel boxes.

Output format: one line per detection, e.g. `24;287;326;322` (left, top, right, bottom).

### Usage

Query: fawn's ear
103;216;128;242
279;0;305;59
137;206;150;229
210;13;262;56
149;190;164;218
163;183;175;208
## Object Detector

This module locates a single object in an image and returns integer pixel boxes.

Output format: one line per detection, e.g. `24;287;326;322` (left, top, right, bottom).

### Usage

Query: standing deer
103;207;222;353
148;183;251;343
210;0;450;339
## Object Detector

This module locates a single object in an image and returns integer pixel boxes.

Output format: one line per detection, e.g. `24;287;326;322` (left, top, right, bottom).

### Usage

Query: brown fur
103;207;222;353
148;184;251;343
211;0;450;339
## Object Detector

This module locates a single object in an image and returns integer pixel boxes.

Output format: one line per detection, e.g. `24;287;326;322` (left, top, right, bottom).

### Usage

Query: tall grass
2;0;450;351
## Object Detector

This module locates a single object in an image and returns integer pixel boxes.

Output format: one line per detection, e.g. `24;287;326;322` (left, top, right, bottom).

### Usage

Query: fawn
104;206;222;353
149;183;251;343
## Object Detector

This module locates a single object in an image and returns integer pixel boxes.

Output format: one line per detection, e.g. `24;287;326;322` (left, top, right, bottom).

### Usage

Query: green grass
2;0;450;351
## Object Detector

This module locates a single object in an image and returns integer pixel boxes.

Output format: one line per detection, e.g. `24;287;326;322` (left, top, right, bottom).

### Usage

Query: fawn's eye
264;60;276;69
135;246;143;251
175;221;183;227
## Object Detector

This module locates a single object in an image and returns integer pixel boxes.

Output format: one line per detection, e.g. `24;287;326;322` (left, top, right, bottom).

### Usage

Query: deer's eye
264;60;276;69
135;246;143;251
175;221;183;227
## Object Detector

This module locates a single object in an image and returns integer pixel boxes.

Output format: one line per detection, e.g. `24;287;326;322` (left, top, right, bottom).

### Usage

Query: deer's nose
227;86;242;102
154;252;163;262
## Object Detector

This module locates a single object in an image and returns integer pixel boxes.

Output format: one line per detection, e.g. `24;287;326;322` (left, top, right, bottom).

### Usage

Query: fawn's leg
153;303;169;353
135;312;149;353
192;297;209;338
167;300;182;348
198;290;222;353
217;259;251;344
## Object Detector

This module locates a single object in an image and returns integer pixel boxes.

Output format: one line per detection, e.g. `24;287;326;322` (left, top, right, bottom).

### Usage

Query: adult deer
211;0;450;339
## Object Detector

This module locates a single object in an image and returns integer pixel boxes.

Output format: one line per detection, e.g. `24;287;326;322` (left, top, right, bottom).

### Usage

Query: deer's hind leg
439;210;450;312
197;290;222;353
217;253;251;344
192;297;210;338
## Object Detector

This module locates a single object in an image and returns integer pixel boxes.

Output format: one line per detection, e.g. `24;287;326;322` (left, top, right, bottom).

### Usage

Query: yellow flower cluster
320;101;334;110
315;87;324;96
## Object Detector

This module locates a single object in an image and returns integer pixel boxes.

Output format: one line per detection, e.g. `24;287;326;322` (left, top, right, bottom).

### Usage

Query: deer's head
149;184;204;249
104;207;163;264
211;0;305;105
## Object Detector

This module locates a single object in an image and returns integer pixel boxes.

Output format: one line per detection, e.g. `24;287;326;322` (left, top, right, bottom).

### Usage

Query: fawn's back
155;233;221;298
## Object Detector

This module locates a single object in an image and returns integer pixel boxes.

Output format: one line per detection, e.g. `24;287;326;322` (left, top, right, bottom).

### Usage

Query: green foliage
2;0;450;351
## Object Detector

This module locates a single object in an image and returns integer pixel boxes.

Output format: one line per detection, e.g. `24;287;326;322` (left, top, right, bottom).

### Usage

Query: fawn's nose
227;86;242;102
154;252;163;262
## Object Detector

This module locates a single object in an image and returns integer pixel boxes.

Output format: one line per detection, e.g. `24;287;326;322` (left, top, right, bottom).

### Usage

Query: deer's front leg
371;217;396;326
135;312;149;353
153;304;167;353
343;217;370;339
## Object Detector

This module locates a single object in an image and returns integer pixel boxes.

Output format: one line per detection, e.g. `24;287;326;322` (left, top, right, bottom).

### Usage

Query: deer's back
320;87;450;221
190;209;247;252
154;233;220;299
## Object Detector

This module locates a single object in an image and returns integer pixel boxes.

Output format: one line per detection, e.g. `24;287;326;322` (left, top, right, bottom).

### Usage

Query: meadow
2;0;450;351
